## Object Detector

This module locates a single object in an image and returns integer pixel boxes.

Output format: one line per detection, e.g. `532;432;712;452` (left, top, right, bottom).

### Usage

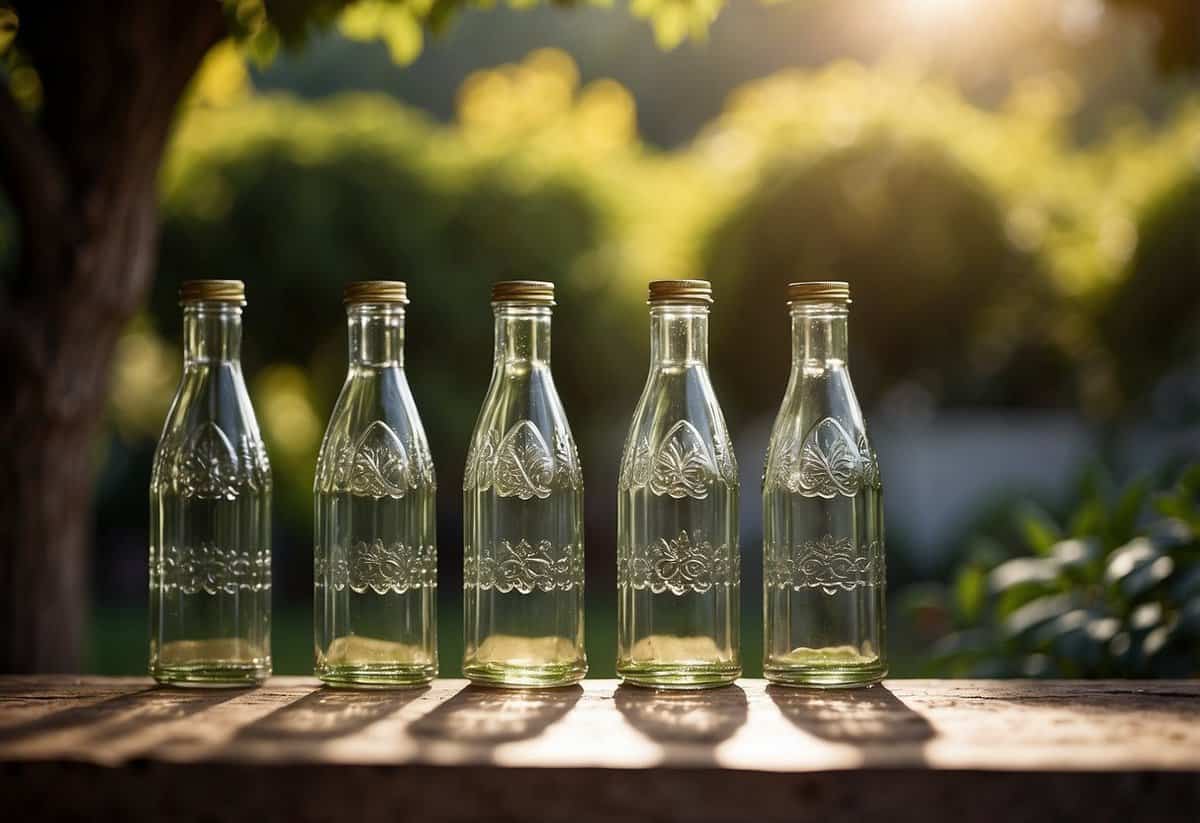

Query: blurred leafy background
4;0;1198;677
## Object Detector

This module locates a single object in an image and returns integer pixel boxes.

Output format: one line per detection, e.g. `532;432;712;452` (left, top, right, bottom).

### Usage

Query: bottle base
617;662;741;690
764;661;887;689
317;664;436;689
151;662;270;688
463;660;587;689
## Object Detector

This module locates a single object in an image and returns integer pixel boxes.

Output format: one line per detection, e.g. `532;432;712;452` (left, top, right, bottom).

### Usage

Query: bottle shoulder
320;369;432;443
764;381;881;498
314;369;436;497
463;369;582;498
152;364;271;499
619;366;738;497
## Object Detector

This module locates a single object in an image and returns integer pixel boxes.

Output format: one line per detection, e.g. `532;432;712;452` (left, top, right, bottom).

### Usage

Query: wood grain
3;677;1197;821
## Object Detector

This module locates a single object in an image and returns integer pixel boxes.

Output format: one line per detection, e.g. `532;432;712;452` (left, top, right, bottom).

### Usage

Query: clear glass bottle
150;280;272;686
617;279;741;689
763;281;886;687
313;281;437;688
462;280;586;688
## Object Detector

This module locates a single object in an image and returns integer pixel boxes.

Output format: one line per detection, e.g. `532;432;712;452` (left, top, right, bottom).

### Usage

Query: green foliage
251;1;1200;70
256;0;722;56
692;63;1200;415
629;0;721;49
927;466;1200;677
1094;173;1200;406
705;136;1061;410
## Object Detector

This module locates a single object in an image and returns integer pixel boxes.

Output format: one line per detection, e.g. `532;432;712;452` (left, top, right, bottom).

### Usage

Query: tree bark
0;1;225;671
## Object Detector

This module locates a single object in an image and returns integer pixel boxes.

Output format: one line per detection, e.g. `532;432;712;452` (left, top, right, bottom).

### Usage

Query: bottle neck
649;304;709;367
183;303;243;365
348;304;405;368
791;303;849;370
493;304;552;367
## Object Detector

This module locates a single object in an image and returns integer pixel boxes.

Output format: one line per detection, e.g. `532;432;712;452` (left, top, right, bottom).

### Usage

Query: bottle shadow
0;687;243;749
233;687;429;743
410;684;582;745
767;684;935;744
615;684;749;745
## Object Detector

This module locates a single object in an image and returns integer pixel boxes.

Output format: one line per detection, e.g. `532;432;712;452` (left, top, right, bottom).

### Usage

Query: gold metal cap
491;280;555;305
344;280;410;305
647;279;713;305
787;281;851;305
179;280;246;305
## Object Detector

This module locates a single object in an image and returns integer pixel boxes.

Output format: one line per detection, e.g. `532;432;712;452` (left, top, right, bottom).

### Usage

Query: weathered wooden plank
1;677;1197;773
3;678;1198;822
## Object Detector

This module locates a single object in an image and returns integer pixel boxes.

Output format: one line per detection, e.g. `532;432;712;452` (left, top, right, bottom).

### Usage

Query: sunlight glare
899;0;983;29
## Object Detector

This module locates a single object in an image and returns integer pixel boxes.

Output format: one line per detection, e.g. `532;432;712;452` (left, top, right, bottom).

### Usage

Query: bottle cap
787;281;851;305
491;281;556;305
344;281;410;305
647;279;713;305
179;280;246;305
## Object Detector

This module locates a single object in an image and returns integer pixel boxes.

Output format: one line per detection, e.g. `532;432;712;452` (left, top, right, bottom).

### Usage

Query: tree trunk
0;1;225;671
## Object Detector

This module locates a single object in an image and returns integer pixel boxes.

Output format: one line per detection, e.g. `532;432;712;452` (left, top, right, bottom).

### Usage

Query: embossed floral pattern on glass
617;284;741;689
463;284;586;688
762;285;887;687
618;530;739;596
314;291;438;687
150;287;272;686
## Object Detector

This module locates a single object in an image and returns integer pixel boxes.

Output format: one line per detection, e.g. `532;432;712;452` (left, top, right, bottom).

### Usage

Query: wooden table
3;677;1198;821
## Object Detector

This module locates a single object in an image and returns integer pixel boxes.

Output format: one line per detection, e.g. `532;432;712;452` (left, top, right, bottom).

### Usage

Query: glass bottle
763;281;886;687
314;281;437;688
150;280;272;686
462;280;586;688
617;279;741;689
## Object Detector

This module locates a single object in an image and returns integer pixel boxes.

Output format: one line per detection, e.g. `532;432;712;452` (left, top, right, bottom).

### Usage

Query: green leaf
1069;498;1105;538
1016;504;1061;556
1123;556;1176;599
953;564;987;622
990;556;1059;594
339;1;424;66
1129;602;1164;631
1051;537;1101;572
1108;477;1149;545
1141;621;1176;660
1076;463;1114;510
1105;537;1160;584
1179;463;1200;498
628;0;721;50
1106;537;1175;599
1156;466;1200;528
1085;615;1121;644
1004;593;1078;638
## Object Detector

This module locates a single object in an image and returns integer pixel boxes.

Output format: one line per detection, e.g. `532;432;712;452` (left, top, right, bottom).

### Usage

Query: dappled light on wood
2;677;1198;774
